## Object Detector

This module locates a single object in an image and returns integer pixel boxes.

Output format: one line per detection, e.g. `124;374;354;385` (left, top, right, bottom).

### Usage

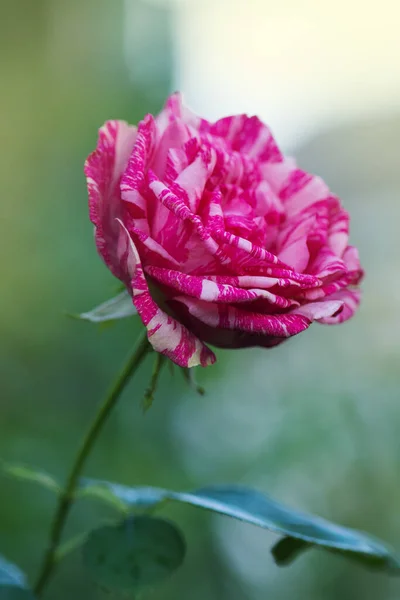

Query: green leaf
71;291;137;323
271;536;311;565
0;556;34;598
79;480;400;573
2;464;60;494
82;517;185;593
173;486;400;573
79;479;167;512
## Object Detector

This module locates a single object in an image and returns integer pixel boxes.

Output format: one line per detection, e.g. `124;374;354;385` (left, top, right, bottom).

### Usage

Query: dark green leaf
71;291;136;323
79;480;400;573
82;517;185;592
79;479;166;511
0;556;34;599
171;486;400;573
271;536;311;565
2;463;60;494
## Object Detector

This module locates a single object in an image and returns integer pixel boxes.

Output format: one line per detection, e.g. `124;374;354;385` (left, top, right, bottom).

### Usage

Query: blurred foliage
1;1;400;599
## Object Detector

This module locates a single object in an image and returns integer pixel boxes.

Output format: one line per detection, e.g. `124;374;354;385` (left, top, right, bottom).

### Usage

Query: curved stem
33;331;151;596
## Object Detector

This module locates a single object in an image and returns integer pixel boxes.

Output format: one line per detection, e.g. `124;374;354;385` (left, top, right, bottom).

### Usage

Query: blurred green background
1;0;400;598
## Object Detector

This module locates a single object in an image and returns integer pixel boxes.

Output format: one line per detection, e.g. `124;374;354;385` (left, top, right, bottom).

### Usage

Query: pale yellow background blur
167;0;400;147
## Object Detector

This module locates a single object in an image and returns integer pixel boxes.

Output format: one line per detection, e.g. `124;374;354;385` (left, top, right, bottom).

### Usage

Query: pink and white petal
128;225;182;268
145;266;298;309
174;146;217;213
85;120;137;279
292;300;344;321
232;115;283;162
120;116;186;258
117;220;215;368
281;170;331;216
328;207;349;257
317;289;362;324
252;179;284;219
307;246;347;279
208;115;247;145
277;215;318;272
260;157;297;193
120;115;156;212
156;92;206;137
151;118;192;180
174;296;311;339
343;245;363;274
205;274;319;290
200;188;225;233
147;171;233;271
278;237;310;273
299;270;361;301
214;229;285;269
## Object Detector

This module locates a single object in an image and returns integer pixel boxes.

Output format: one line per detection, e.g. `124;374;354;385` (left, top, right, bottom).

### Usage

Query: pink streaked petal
151;118;192;180
117;221;215;368
148;172;234;270
200;188;225;233
299;270;361;301
175;296;311;339
205;274;319;290
128;226;182;267
84;120;137;279
292;300;344;321
214;229;284;267
175;146;217;212
317;289;362;324
260;157;297;193
308;246;347;279
157;92;206;136
233;115;283;162
328;207;350;257
145;266;298;309
120;114;156;210
343;245;362;272
208;115;247;144
281;170;331;215
252;179;284;219
120;116;187;250
277;215;318;272
278;237;310;272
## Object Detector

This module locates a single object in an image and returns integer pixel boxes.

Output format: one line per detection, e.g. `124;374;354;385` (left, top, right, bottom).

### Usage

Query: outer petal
317;289;362;324
292;300;344;321
172;295;346;351
117;220;215;368
85;120;137;280
174;296;311;339
231;115;283;162
156;92;206;136
145;266;298;309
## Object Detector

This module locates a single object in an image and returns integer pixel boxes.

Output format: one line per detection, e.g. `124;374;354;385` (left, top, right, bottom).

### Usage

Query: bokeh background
1;0;400;598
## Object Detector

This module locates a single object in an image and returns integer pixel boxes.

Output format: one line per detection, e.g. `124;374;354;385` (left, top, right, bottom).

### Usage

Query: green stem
33;331;151;596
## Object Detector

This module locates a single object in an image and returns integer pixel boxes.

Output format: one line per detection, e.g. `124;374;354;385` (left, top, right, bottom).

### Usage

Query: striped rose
84;94;363;368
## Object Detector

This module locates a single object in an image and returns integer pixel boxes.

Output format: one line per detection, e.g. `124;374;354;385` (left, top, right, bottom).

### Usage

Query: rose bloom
85;94;363;368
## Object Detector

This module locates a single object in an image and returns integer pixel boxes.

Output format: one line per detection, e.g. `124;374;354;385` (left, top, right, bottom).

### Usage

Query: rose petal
317;289;362;324
292;300;344;321
145;266;298;309
117;220;215;368
174;296;311;339
84;120;137;279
